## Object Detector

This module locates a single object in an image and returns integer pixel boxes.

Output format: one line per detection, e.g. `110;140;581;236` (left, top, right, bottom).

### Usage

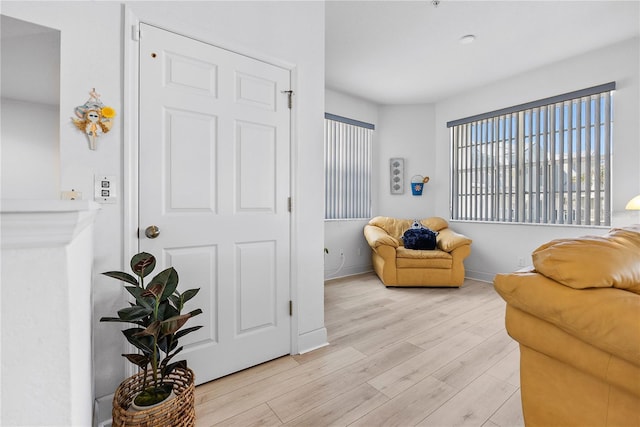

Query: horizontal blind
450;86;613;226
324;116;373;219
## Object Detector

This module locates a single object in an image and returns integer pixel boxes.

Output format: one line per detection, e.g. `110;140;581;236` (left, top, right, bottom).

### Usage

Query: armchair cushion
532;225;640;294
364;225;400;249
436;228;473;252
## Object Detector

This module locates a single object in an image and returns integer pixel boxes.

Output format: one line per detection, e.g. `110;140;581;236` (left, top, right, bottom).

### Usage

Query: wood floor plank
194;274;524;427
267;342;424;423
431;329;518;389
195;355;300;402
486;389;524;427
195;347;367;425
485;348;520;388
283;383;389;427
406;298;504;350
367;331;485;399
349;376;458;427
207;403;282;427
416;373;518;427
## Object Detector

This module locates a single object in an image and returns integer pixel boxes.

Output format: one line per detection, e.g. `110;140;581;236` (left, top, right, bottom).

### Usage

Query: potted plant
101;252;202;425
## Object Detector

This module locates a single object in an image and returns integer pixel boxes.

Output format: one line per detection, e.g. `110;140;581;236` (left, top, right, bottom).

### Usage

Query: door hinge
281;90;294;109
288;197;292;212
132;24;141;41
289;300;293;316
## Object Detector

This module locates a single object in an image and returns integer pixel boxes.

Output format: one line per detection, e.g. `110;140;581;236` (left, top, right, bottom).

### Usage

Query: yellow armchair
364;216;472;287
494;226;640;426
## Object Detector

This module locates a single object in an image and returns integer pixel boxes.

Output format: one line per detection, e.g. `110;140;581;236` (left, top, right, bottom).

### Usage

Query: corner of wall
297;327;328;354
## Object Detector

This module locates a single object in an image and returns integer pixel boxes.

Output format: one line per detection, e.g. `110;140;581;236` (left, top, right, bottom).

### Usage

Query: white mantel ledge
1;200;100;249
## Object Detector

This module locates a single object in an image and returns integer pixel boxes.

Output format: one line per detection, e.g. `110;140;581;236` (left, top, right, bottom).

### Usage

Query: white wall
2;0;326;407
433;37;640;281
323;91;440;280
324;89;379;279
377;104;436;218
1;99;60;199
1;26;60;200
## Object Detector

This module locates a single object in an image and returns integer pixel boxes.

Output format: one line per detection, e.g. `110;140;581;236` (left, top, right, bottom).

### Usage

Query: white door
138;23;292;385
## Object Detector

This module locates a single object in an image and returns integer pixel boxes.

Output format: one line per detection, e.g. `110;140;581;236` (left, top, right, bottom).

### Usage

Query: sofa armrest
364;225;400;249
494;272;640;367
436;228;472;252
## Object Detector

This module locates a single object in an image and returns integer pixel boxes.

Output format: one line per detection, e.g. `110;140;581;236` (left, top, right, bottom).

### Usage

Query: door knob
145;225;160;239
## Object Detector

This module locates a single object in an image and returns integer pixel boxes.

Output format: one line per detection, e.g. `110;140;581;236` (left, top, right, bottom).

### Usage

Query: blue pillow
402;228;438;250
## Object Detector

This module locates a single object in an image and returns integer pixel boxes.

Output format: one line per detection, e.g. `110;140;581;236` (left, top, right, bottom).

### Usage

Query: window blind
324;114;373;219
449;84;614;226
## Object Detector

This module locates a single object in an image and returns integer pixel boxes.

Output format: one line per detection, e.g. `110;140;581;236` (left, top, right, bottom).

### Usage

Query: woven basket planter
112;367;195;427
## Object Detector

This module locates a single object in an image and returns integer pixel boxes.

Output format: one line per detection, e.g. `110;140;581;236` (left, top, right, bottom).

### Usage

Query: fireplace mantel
1;199;100;248
1;199;99;426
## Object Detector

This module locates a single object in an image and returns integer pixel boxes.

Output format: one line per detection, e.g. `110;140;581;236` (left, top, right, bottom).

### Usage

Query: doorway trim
122;6;300;378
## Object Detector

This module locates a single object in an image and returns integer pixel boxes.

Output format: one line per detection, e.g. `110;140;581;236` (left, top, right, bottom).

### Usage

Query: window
324;113;374;219
448;82;614;226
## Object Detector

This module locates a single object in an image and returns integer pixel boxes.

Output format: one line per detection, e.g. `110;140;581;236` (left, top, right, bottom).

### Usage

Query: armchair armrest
436;228;472;252
495;272;640;366
364;225;400;249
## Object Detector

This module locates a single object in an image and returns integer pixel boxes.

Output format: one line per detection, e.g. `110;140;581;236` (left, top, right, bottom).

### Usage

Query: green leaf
142;283;165;299
102;271;139;287
100;316;127;323
159;346;183;372
187;308;203;318
173;325;202;340
160;268;179;301
118;306;152;322
133;320;161;338
122;353;150;368
181;288;200;305
168;295;180;308
162;360;187;378
130;253;156;279
146;268;178;302
123;328;154;355
160;313;192;337
125;286;154;310
162;302;179;321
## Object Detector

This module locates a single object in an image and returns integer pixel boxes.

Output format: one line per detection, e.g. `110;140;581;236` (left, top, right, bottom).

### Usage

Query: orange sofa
363;216;472;287
494;226;640;427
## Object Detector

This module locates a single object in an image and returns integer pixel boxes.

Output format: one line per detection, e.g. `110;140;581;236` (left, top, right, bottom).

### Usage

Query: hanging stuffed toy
71;88;115;150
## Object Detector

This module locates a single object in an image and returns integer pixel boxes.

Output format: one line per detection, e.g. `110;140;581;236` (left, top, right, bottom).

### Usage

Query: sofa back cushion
532;226;640;294
368;216;449;241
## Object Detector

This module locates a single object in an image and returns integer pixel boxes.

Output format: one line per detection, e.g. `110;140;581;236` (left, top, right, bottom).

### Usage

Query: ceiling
325;0;640;105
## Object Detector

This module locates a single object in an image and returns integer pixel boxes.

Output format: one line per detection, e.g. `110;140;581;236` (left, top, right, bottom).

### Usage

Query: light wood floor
195;273;524;427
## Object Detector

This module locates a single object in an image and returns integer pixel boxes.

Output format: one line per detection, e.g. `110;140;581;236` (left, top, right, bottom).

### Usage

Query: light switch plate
94;175;117;203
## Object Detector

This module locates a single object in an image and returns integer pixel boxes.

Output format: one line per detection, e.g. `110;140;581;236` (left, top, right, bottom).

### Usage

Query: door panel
139;23;291;384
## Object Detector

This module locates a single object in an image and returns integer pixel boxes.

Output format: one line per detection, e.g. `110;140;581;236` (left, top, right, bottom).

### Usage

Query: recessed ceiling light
459;34;476;44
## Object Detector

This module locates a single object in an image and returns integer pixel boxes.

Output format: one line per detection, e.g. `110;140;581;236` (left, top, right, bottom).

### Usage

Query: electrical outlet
518;257;526;267
94;175;117;204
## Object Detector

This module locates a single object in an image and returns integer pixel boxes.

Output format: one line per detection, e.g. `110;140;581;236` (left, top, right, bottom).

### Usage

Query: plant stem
151;295;160;388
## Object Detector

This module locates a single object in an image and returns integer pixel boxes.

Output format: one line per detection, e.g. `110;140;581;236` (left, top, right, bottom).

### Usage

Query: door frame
122;7;299;378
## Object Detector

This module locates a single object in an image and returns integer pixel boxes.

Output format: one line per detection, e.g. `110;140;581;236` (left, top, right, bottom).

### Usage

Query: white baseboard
324;265;372;280
465;269;495;283
297;327;328;354
94;394;113;427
